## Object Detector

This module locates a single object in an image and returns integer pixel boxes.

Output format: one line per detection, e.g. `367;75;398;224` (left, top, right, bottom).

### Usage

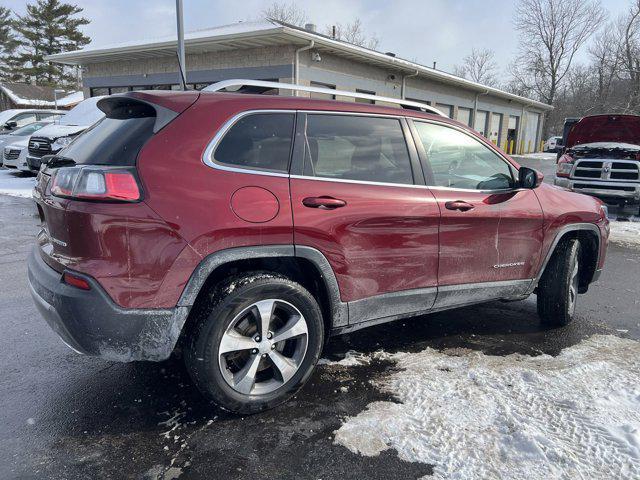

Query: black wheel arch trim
528;222;602;294
176;245;348;327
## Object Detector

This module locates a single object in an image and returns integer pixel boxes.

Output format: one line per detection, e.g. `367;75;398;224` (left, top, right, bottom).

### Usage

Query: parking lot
1;159;639;479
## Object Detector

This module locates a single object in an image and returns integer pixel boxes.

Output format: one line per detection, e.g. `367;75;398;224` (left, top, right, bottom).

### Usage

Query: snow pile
318;350;376;367
334;335;640;479
609;220;640;248
0;169;35;198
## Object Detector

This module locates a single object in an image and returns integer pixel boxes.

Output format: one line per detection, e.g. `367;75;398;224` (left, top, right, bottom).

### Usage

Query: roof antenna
175;0;187;90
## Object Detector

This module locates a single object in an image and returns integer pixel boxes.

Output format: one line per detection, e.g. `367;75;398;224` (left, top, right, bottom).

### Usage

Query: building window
456;107;472;127
355;89;375;104
474;110;489;137
110;87;129;94
310;81;336;100
406;98;431;106
435;103;453;118
90;87;109;97
489;113;503;145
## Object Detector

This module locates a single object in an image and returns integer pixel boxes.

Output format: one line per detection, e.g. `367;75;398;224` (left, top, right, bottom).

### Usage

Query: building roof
0;83;82;108
45;20;552;111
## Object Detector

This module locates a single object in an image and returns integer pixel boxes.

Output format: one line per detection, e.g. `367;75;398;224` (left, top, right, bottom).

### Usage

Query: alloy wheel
568;259;579;315
218;299;308;395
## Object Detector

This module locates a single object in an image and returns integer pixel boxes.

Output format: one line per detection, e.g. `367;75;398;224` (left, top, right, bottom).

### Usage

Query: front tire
184;272;324;414
537;239;581;326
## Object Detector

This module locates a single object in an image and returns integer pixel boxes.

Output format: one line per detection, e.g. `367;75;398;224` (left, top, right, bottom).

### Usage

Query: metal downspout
294;40;315;96
401;70;419;99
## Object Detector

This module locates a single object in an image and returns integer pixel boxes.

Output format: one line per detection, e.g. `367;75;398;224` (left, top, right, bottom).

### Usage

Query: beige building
47;20;552;153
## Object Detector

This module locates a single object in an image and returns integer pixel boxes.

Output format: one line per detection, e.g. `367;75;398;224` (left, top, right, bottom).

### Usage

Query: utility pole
176;0;187;90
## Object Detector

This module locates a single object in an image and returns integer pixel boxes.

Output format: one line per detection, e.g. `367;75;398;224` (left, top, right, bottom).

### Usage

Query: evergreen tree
0;7;21;82
13;0;89;86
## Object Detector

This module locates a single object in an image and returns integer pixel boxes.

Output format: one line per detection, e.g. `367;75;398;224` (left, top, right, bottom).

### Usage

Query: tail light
50;166;142;202
556;154;575;178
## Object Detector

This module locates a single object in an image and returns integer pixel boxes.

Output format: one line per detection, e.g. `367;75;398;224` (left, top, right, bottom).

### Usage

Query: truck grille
572;159;640;182
28;137;52;158
3;148;21;161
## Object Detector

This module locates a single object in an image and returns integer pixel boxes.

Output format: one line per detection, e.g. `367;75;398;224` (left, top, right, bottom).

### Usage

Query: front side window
304;115;414;185
214;113;294;173
414;121;514;190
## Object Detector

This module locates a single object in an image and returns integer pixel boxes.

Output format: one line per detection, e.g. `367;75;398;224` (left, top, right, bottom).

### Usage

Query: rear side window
303;115;414;185
61;116;155;166
214;113;294;173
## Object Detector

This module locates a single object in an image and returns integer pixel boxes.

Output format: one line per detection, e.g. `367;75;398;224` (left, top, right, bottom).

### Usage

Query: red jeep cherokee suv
28;82;609;413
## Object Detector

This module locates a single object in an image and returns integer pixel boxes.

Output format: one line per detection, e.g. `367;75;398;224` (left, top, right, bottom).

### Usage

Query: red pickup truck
28;81;609;413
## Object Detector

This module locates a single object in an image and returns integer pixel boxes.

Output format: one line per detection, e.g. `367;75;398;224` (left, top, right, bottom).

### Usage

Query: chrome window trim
201;108;524;193
201;109;297;178
289;174;430;189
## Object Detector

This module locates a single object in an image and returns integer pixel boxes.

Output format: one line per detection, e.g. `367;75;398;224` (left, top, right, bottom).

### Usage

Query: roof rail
202;79;446;117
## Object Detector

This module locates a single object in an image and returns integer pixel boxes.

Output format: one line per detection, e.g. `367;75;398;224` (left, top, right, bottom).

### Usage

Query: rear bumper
27;246;189;362
554;177;640;202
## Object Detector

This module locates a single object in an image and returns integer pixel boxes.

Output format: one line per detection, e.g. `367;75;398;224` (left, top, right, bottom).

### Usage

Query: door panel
291;178;440;303
290;113;440;308
410;119;544;292
429;189;501;285
493;190;544;280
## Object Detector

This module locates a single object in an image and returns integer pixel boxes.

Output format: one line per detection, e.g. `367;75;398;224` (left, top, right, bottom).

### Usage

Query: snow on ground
333;335;640;480
609;219;640;248
0;169;35;198
512;152;557;161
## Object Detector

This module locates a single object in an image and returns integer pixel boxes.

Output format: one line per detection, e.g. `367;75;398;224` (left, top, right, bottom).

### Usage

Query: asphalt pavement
1;164;638;479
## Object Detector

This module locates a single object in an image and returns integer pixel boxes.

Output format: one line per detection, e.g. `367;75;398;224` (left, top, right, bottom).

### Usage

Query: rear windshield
61;115;156;166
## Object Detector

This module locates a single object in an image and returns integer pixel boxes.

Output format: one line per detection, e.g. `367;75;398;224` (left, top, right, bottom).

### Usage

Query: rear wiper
42;155;76;168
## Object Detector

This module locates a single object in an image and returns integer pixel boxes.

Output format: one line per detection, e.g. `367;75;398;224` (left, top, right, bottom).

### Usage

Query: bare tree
325;19;380;50
588;26;622;110
453;48;499;86
619;1;640;110
261;2;308;27
512;0;606;108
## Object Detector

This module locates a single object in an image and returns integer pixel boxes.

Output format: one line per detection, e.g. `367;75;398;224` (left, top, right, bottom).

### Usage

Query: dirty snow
318;350;376;367
512;152;557;161
334;335;640;480
0;169;35;198
609;220;640;248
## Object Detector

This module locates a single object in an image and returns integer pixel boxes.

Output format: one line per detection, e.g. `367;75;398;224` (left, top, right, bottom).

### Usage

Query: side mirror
4;121;17;130
519;167;543;189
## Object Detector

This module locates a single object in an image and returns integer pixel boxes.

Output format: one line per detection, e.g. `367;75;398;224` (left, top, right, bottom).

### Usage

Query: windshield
58;97;106;127
10;121;49;136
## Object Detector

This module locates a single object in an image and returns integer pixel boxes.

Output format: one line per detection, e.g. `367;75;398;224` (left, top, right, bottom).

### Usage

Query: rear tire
184;272;324;414
537;239;581;326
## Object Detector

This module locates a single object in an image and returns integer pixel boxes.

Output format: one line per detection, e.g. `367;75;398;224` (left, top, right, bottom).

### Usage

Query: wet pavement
1;190;638;480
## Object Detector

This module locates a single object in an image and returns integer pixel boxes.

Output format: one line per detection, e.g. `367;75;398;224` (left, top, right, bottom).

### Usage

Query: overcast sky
3;0;634;73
